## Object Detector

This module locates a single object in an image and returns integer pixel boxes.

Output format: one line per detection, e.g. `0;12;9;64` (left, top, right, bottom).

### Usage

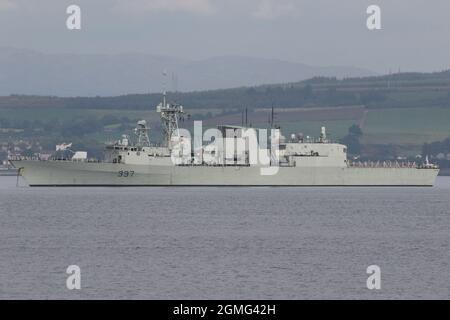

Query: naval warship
10;94;439;186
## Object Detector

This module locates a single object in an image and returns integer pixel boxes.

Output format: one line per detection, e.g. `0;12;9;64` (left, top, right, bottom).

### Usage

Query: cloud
252;0;296;20
112;0;215;16
0;0;15;11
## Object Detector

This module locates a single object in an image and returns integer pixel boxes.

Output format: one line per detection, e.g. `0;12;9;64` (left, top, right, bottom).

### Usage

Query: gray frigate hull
11;160;439;186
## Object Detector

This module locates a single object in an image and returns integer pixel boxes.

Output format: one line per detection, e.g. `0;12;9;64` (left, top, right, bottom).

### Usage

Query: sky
1;0;450;74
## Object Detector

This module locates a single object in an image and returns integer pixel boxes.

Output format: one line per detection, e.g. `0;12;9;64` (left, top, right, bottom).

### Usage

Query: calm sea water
0;176;449;299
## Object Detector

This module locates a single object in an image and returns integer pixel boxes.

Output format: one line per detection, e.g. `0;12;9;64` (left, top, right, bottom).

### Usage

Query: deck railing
349;160;418;168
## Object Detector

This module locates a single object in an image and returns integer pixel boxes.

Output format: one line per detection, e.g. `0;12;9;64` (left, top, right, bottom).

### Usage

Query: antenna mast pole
163;70;167;108
271;104;274;128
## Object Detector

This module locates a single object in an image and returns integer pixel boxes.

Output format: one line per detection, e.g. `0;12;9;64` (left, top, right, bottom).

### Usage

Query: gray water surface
0;177;449;299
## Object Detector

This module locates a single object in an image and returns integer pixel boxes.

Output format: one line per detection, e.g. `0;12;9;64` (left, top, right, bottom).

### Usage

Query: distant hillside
1;69;450;111
0;47;375;96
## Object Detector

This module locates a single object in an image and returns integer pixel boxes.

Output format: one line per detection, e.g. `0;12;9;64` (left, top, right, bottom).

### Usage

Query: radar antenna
134;120;150;147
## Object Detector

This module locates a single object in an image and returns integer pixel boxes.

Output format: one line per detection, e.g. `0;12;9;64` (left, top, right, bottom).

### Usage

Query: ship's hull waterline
11;160;439;187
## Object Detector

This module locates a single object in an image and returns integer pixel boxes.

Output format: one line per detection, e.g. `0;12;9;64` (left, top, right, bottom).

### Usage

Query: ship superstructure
10;94;439;186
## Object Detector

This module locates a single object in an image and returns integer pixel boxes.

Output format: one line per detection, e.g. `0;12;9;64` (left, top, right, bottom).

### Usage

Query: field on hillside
363;107;450;145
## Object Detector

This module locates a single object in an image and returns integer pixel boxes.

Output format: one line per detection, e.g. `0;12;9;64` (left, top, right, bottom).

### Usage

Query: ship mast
156;71;185;149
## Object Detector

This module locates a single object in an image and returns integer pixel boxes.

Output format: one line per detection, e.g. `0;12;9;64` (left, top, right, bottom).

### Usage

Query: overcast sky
1;0;450;74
